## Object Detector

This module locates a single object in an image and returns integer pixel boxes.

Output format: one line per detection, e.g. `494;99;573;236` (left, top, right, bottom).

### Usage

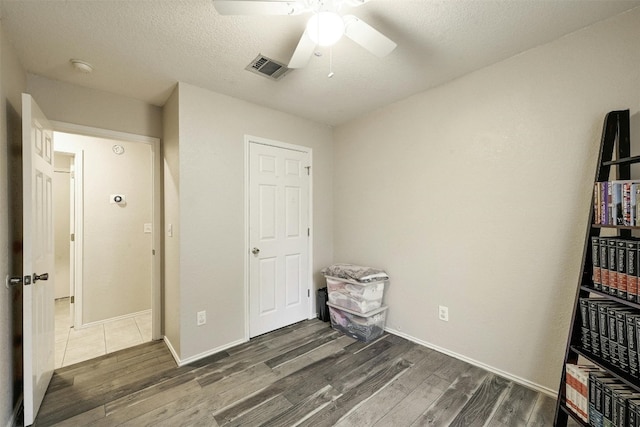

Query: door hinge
70;233;75;242
308;289;310;297
71;171;75;179
152;249;156;255
305;166;311;175
70;296;75;304
307;228;310;237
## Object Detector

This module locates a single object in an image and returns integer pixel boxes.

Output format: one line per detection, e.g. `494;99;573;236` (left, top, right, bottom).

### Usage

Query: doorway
246;136;313;338
52;123;161;367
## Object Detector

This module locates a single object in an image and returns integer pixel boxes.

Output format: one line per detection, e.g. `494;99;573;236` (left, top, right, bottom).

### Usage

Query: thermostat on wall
110;194;126;205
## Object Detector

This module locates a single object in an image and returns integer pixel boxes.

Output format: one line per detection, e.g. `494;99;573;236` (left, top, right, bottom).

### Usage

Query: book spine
636;316;640;379
593;237;601;290
580;298;592;352
566;364;578;417
627;313;638;377
595;182;601;225
602;182;608;225
590;301;602;357
633;183;640;226
603;382;614;426
601;238;610;293
616;310;630;371
608;307;619;367
636;183;640;226
628;241;638;303
613;182;623;225
609;239;618;295
595;375;604;425
600;304;612;361
618;239;628;299
608;181;613;225
625;182;632;226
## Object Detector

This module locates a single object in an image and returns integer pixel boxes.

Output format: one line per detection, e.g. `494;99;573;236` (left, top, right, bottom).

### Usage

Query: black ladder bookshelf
554;109;640;426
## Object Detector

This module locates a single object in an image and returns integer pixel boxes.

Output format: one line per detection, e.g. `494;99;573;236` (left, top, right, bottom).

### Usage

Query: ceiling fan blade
288;30;317;68
343;0;372;7
343;15;397;57
213;1;306;16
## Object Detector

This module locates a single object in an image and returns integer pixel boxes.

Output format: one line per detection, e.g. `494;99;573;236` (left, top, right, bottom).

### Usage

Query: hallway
54;298;152;368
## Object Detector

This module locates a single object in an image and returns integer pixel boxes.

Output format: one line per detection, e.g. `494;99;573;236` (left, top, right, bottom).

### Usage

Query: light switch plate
144;223;152;233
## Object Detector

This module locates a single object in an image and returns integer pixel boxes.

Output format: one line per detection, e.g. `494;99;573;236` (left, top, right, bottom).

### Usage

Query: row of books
579;299;640;376
591;237;640;302
594;181;640;226
566;363;640;426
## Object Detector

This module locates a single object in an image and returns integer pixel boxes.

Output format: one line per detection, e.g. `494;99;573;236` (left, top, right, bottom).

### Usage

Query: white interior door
249;141;310;337
22;93;55;426
69;160;75;326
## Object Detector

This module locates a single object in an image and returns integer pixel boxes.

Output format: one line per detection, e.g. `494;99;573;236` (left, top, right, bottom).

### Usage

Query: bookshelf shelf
592;224;640;231
603;155;640;167
571;345;640;393
555;109;637;427
580;285;640;310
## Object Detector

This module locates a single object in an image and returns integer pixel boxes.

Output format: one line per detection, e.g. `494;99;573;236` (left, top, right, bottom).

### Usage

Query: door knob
33;273;49;283
252;248;260;255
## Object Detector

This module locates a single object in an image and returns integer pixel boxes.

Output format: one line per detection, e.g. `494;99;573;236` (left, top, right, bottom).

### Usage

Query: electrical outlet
438;305;449;322
197;310;206;326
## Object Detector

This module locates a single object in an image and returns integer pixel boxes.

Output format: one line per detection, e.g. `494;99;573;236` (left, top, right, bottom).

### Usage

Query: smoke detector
245;54;290;81
70;59;93;73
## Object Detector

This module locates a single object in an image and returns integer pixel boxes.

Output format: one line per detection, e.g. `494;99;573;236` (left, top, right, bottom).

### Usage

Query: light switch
168;224;173;237
144;223;152;233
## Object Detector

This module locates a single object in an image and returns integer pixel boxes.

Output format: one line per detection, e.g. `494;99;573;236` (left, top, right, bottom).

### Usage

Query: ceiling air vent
245;54;290;81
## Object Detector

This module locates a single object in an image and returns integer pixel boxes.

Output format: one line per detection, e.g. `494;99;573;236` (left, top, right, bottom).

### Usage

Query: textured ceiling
1;0;639;126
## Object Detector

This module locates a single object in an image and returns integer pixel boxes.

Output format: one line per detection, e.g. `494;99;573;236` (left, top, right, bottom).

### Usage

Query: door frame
51;121;162;340
52;151;79;322
244;135;314;340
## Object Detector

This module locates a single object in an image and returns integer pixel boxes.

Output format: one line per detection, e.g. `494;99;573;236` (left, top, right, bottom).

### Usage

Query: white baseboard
163;336;246;367
7;396;22;427
163;336;180;365
385;327;557;398
78;309;151;330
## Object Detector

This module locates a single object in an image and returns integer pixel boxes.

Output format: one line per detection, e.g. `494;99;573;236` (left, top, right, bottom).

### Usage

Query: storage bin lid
321;263;389;283
325;275;388;286
327;302;388;317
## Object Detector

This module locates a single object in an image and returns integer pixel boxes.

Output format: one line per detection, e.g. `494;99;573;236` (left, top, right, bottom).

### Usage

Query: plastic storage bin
325;276;386;313
328;302;388;342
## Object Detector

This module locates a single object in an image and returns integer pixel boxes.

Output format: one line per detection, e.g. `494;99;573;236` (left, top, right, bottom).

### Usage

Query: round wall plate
112;144;125;155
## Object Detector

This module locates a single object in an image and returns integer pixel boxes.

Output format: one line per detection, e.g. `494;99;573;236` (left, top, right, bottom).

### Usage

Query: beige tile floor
55;298;152;368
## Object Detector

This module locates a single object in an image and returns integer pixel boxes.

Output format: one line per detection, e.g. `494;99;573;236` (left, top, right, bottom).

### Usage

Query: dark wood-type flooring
34;319;569;426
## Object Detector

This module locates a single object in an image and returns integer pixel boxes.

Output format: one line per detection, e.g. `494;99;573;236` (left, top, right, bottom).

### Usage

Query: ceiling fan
212;0;397;69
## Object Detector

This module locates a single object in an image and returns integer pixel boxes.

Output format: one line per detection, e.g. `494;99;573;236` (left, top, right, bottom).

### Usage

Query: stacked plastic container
323;265;389;342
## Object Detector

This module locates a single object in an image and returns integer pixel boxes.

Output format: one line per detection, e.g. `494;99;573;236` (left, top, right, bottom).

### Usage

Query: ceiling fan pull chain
328;46;335;78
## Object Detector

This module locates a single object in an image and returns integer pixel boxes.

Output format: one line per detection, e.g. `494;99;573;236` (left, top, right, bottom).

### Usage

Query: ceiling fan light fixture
306;11;344;46
70;59;93;73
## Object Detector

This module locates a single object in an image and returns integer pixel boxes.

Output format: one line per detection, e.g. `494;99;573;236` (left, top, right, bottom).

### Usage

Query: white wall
173;82;333;360
26;74;162;139
53;153;72;299
162;86;180;355
55;133;152;324
333;8;640;394
0;21;26;427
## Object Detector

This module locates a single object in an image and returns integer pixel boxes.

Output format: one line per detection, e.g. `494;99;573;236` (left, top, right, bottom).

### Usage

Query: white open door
249;140;311;337
22;93;55;426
